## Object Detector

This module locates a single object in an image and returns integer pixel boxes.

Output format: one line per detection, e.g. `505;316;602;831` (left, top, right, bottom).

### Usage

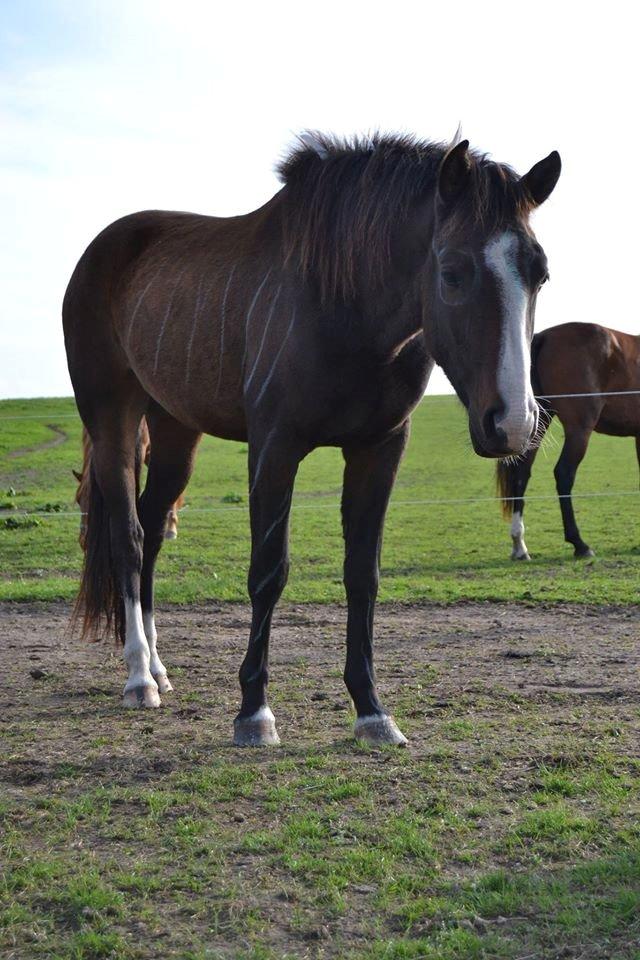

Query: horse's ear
72;469;82;482
521;151;561;207
438;139;471;204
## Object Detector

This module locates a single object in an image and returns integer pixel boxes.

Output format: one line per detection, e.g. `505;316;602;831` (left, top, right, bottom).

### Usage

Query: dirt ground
2;600;638;740
2;601;639;960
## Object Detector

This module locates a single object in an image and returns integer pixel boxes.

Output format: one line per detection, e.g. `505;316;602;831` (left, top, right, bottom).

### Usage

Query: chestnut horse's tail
73;424;148;645
496;459;518;519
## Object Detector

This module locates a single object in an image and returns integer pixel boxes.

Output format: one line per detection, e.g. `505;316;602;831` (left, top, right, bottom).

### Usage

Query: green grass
1;394;640;604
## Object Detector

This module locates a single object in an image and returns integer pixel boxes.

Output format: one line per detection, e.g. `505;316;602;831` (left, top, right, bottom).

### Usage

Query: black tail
72;462;125;644
73;424;147;644
496;459;519;519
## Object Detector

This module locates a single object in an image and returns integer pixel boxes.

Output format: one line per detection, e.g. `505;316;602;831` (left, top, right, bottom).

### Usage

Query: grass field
2;395;640;959
2;395;640;605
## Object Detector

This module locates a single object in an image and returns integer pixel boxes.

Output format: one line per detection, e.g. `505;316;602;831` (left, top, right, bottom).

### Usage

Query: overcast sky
1;0;637;399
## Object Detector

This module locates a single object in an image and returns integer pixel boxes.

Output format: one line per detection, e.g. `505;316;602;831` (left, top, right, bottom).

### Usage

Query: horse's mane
277;131;533;303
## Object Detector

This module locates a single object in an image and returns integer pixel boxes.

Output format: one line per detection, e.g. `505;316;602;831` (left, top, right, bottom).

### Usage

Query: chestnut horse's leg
138;406;201;694
341;423;410;746
163;494;184;541
554;429;594;558
234;431;303;746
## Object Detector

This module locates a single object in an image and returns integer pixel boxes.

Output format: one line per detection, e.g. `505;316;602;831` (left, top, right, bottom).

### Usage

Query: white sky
1;0;637;399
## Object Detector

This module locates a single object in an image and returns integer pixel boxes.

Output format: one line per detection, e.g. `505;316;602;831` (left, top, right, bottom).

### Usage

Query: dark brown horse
63;132;560;745
74;421;184;546
497;321;640;560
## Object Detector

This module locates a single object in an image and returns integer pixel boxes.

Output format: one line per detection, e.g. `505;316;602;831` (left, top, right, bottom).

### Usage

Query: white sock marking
510;510;530;558
142;611;168;679
484;232;536;451
123;599;157;692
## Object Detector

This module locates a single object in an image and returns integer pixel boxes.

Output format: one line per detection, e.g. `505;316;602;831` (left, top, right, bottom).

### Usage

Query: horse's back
533;322;640;434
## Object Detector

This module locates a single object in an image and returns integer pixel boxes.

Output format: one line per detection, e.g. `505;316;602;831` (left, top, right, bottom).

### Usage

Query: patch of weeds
1;515;40;530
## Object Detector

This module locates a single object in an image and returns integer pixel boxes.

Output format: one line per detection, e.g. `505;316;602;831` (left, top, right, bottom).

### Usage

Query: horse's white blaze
510;510;530;559
123;599;157;692
484;232;536;451
142;611;168;679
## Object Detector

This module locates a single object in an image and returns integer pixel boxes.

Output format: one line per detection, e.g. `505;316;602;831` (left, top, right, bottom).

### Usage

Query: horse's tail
496;459;518;519
73;421;147;644
72;459;125;644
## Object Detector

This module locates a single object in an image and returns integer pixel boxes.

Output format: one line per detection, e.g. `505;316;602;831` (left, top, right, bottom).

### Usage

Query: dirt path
7;423;68;459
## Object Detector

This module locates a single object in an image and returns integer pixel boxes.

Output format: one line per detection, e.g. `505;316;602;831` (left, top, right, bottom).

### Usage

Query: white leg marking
245;284;282;391
215;263;237;396
255;307;296;404
142;612;167;678
510;510;530;559
123;599;158;696
246;705;276;723
484;232;536;451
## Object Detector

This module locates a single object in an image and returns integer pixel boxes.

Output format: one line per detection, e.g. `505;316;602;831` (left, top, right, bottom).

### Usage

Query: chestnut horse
498;321;640;560
74;421;184;545
63;132;560;746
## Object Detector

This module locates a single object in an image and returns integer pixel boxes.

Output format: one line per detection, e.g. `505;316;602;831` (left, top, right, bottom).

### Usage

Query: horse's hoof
154;673;173;694
164;528;177;541
511;551;531;561
354;714;408;747
574;547;595;559
233;707;280;747
123;684;161;709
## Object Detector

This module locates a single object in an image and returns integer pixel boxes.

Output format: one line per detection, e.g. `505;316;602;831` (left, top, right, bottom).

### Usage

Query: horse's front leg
341;424;410;746
234;430;302;746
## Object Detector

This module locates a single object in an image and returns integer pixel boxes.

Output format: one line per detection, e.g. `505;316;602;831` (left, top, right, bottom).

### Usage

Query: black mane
277;132;532;303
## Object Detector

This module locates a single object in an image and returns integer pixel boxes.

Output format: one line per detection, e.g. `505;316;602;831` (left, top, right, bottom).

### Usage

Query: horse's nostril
482;404;505;441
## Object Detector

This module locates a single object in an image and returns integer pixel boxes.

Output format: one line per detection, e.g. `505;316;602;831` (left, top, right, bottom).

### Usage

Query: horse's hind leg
341;424;409;746
80;391;162;707
554;429;594;558
234;429;304;746
138;405;201;693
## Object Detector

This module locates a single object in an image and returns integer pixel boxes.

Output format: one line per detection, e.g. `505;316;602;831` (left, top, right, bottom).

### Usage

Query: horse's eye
441;269;461;288
539;272;550;287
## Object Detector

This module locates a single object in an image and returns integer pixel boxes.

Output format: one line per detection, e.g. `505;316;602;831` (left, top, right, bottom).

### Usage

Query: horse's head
424;140;561;458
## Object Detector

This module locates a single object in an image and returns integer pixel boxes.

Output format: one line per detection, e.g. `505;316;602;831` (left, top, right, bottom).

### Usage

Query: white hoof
163;528;177;541
123;684;161;709
354;714;408;746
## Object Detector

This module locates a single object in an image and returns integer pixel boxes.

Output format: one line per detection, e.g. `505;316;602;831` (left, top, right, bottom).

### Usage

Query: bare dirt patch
1;601;639;959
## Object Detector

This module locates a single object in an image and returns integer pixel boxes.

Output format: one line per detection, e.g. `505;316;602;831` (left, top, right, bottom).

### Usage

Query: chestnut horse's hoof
153;673;174;694
354;714;408;747
123;684;161;709
163;528;177;541
574;546;595;559
234;707;280;746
